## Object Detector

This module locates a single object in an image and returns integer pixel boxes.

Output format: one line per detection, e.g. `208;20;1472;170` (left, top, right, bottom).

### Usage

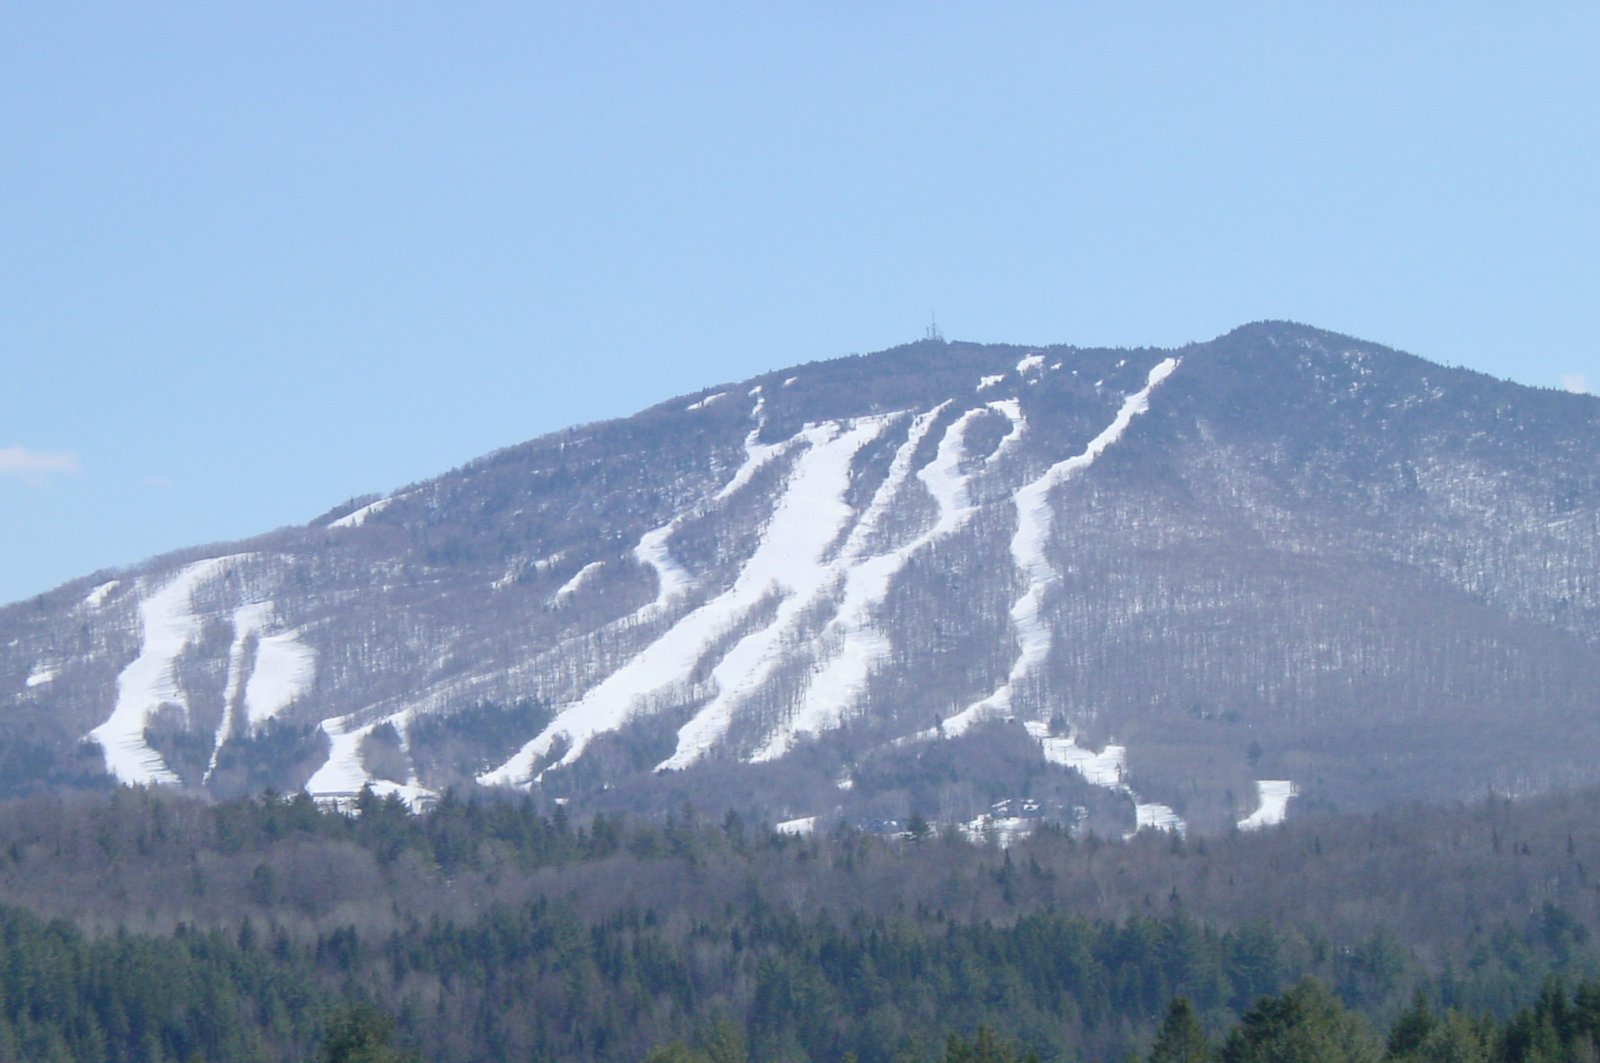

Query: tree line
0;785;1594;1058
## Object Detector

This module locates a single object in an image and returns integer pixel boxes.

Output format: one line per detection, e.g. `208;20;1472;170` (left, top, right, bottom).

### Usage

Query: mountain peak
5;325;1598;839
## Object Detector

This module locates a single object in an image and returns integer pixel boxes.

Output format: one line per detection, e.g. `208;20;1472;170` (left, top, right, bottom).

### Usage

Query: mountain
3;322;1597;836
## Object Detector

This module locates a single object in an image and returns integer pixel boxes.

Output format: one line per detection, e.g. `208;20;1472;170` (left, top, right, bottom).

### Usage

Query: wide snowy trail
481;417;891;786
90;558;234;786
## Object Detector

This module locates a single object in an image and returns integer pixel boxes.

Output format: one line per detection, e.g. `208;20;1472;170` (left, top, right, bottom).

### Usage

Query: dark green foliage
0;902;324;1062
5;787;1600;1059
1149;997;1210;1063
1219;977;1382;1063
316;1004;418;1063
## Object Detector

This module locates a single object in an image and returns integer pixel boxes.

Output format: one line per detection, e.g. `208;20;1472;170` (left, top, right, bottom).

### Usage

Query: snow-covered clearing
633;519;695;611
1137;803;1185;834
552;561;605;605
686;391;727;411
205;602;318;780
909;360;1185;833
88;557;235;786
977;374;1006;391
776;816;817;835
962;815;1034;847
659;415;902;770
481;416;895;786
1238;780;1297;830
1041;737;1126;787
305;711;434;810
24;664;56;688
1015;354;1046;374
938;357;1180;739
750;405;987;761
329;497;391;529
82;580;120;610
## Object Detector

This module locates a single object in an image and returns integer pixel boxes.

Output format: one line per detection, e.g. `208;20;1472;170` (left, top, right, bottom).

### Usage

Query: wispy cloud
0;446;80;479
1562;373;1591;395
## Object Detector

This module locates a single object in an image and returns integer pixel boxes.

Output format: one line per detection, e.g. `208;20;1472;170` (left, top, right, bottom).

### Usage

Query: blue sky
3;4;1597;606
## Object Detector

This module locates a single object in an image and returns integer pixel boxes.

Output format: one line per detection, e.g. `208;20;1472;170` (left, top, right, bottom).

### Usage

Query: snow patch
938;357;1181;739
246;629;316;724
203;601;317;781
25;664;56;689
329;497;391;529
914;359;1185;835
752;404;991;763
686;391;728;412
1238;780;1296;830
1015;354;1046;374
1137;803;1185;834
551;561;605;604
776;816;817;835
962;815;1034;847
661;417;896;771
634;520;694;610
984;399;1025;459
88;557;235;786
977;374;1006;391
82;581;120;610
481;416;895;786
305;711;434;810
1041;738;1126;787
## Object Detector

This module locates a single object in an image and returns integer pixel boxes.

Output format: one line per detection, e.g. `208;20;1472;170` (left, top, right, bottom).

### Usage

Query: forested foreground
2;786;1600;1059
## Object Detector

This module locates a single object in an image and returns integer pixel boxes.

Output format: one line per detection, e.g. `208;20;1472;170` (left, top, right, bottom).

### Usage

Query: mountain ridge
4;322;1597;838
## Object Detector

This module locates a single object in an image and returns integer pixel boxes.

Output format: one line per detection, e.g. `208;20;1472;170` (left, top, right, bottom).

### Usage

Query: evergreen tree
316;1004;416;1063
1219;978;1380;1063
1148;996;1209;1063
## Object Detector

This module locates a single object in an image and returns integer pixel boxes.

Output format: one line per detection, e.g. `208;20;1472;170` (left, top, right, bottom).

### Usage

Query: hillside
3;322;1597;835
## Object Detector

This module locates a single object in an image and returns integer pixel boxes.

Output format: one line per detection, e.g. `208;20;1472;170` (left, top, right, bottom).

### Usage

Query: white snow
783;376;798;387
304;711;435;810
715;429;793;503
208;602;269;779
88;557;234;786
1136;803;1185;834
245;629;316;724
1015;354;1046;374
776;816;817;835
660;417;896;771
937;357;1181;739
207;599;318;782
907;358;1185;835
961;815;1034;847
751;404;990;763
686;391;728;412
329;497;391;529
977;374;1006;391
1041;738;1126;787
984;399;1026;460
24;665;56;688
1238;780;1297;830
633;519;694;609
551;561;604;604
82;580;120;609
481;416;894;786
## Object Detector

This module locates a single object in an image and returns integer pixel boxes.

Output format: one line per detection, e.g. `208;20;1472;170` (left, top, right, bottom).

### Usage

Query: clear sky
3;4;1597;606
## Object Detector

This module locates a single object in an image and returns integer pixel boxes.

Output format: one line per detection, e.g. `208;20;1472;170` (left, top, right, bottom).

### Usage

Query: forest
1;784;1600;1060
